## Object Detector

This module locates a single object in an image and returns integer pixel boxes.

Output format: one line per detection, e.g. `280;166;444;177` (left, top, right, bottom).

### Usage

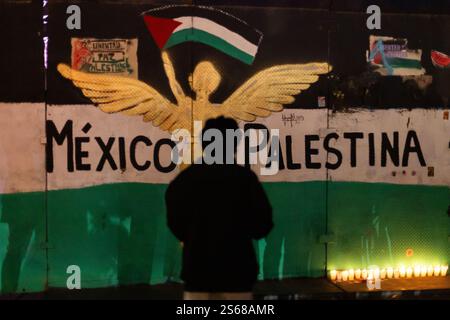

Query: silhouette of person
165;116;273;300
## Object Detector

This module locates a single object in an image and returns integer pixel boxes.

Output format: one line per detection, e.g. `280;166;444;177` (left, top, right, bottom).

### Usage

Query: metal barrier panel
0;0;46;294
0;0;448;294
327;11;450;275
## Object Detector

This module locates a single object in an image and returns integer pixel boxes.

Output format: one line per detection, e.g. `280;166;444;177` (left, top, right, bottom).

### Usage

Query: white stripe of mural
0;103;46;194
327;108;449;185
46;104;177;191
0;103;448;194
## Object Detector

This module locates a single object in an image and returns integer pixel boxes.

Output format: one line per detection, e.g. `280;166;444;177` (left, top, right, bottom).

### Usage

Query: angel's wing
221;63;331;121
57;64;190;132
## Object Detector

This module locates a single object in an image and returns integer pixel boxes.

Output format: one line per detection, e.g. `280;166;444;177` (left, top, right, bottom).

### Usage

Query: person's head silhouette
201;116;241;163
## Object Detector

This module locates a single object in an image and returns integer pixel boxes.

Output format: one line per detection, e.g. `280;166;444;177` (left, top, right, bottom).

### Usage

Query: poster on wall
71;38;139;78
367;35;425;76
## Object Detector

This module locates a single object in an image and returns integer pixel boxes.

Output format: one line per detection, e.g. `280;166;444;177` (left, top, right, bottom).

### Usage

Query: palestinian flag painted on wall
142;5;263;65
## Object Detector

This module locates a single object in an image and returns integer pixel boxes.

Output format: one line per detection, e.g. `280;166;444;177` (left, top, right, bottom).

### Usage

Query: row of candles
329;265;448;282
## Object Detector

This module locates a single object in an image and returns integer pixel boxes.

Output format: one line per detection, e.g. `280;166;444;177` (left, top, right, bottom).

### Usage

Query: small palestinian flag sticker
431;50;450;69
142;5;263;65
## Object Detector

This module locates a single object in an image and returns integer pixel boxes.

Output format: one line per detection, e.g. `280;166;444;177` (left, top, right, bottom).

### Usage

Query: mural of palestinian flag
367;35;425;76
142;5;263;65
431;50;450;69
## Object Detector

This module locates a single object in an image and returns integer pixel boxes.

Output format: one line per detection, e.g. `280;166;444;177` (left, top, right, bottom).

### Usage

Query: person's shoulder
171;164;206;182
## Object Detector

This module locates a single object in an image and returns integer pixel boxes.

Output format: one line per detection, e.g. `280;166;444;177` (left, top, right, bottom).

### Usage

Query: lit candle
387;267;394;279
394;268;400;278
330;270;337;281
434;265;441;276
440;265;448;277
336;271;342;282
427;265;434;277
342;270;349;281
348;269;355;281
373;268;380;280
355;269;362;280
380;269;386;279
406;267;413;278
414;265;421;277
368;269;374;280
362;269;368;280
420;266;427;277
399;266;406;278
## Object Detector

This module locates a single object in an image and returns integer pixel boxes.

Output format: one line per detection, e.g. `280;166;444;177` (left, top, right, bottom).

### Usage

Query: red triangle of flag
143;16;182;49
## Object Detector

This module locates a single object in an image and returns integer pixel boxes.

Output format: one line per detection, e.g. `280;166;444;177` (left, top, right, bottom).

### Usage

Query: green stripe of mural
0;181;449;293
164;29;255;64
327;181;450;270
0;191;46;294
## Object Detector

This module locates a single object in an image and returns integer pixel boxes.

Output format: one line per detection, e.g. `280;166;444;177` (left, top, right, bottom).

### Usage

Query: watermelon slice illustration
431;50;450;69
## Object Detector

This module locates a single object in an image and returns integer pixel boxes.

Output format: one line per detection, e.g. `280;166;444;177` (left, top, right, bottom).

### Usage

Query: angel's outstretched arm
161;51;186;104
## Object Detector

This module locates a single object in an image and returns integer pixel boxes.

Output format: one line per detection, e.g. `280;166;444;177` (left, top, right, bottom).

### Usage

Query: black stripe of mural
47;1;449;108
0;0;44;102
47;3;329;107
194;0;450;14
329;12;450;108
